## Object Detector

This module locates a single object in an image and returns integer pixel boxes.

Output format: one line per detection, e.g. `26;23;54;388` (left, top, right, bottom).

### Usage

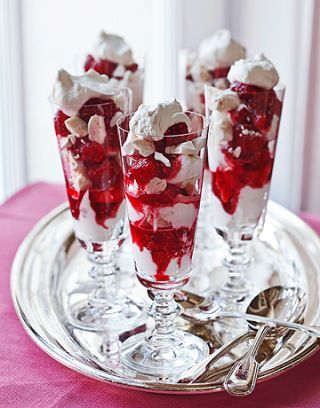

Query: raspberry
231;125;265;164
87;156;122;190
54;110;70;137
164;122;194;146
80;141;105;164
84;54;96;72
209;66;230;79
84;54;118;77
127;155;170;187
125;63;138;73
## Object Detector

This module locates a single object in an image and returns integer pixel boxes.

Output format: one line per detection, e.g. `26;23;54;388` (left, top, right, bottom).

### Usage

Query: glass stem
87;242;124;307
147;290;182;350
223;240;251;295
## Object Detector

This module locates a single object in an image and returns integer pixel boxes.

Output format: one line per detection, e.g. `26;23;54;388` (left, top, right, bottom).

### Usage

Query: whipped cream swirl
51;69;115;116
228;54;279;89
93;31;134;65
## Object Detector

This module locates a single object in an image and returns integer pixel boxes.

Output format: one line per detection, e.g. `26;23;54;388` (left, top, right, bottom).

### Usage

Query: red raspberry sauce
211;82;282;215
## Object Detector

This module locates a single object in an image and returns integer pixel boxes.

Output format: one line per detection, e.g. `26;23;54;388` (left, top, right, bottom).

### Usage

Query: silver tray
11;201;320;394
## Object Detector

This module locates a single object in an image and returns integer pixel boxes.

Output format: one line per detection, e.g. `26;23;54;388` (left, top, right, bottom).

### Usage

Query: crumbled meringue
88;114;107;144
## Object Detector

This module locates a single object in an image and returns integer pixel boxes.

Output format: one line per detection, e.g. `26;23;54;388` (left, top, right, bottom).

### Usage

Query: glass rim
116;111;209;139
48;86;131;110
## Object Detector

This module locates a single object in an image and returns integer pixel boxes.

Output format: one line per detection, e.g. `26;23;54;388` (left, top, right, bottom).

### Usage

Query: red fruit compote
118;101;208;287
206;54;285;237
51;68;132;247
84;31;143;111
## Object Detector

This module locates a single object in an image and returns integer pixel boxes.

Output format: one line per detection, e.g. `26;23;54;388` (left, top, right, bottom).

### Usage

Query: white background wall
17;0;318;212
21;0;153;184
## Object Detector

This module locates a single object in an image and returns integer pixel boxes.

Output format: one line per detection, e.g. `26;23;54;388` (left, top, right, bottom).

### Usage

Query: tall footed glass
52;88;145;332
117;112;209;376
205;83;285;312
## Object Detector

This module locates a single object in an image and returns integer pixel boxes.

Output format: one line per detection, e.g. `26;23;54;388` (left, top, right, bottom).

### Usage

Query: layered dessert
120;101;206;284
51;68;130;245
84;31;143;110
206;54;283;232
184;29;246;113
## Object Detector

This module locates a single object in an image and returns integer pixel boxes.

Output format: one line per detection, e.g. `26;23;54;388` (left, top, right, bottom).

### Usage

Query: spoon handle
221;312;320;338
224;325;271;396
179;331;254;383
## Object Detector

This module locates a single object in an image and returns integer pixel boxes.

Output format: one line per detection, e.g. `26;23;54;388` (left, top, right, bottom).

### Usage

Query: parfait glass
117;112;209;376
205;83;285;311
52;88;145;332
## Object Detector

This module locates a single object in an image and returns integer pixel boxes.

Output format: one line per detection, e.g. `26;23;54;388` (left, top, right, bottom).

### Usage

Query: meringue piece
266;115;279;141
93;31;134;65
110;111;123;127
144;177;167;194
51;69;114;116
64;116;88;137
112;64;126;77
268;140;276;156
132;138;155;157
233;146;241;158
198;29;246;70
167;155;202;185
228;54;279;90
207;88;240;112
165;141;195;155
129;100;191;141
59;137;71;150
210;110;233;144
68;152;90;192
154;152;171;167
88;114;107;144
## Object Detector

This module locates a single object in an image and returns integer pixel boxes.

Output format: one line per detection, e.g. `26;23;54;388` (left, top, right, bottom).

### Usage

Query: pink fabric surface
1;182;320;407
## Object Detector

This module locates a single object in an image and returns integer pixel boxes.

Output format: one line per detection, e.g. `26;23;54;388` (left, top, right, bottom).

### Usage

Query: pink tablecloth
1;182;320;408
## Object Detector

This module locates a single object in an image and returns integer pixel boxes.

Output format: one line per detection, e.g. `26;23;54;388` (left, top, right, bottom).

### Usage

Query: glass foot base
121;331;209;377
67;296;146;333
207;285;258;345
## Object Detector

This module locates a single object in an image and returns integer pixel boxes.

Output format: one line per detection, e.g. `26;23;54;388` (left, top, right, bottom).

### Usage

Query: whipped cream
129;100;191;140
122;100;191;156
93;31;134;65
74;192;125;242
228;54;279;90
198;29;246;71
51;69;115;116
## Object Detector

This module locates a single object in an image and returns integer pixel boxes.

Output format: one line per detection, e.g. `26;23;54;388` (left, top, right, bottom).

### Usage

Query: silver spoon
150;287;320;337
223;286;306;396
176;286;306;384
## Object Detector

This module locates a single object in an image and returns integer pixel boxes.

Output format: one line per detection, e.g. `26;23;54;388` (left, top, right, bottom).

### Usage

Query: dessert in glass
51;68;144;331
84;31;144;111
117;100;209;376
182;29;246;115
180;30;246;265
205;54;285;310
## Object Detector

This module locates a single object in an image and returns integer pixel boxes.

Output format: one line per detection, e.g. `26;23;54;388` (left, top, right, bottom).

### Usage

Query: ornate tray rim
10;201;320;394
